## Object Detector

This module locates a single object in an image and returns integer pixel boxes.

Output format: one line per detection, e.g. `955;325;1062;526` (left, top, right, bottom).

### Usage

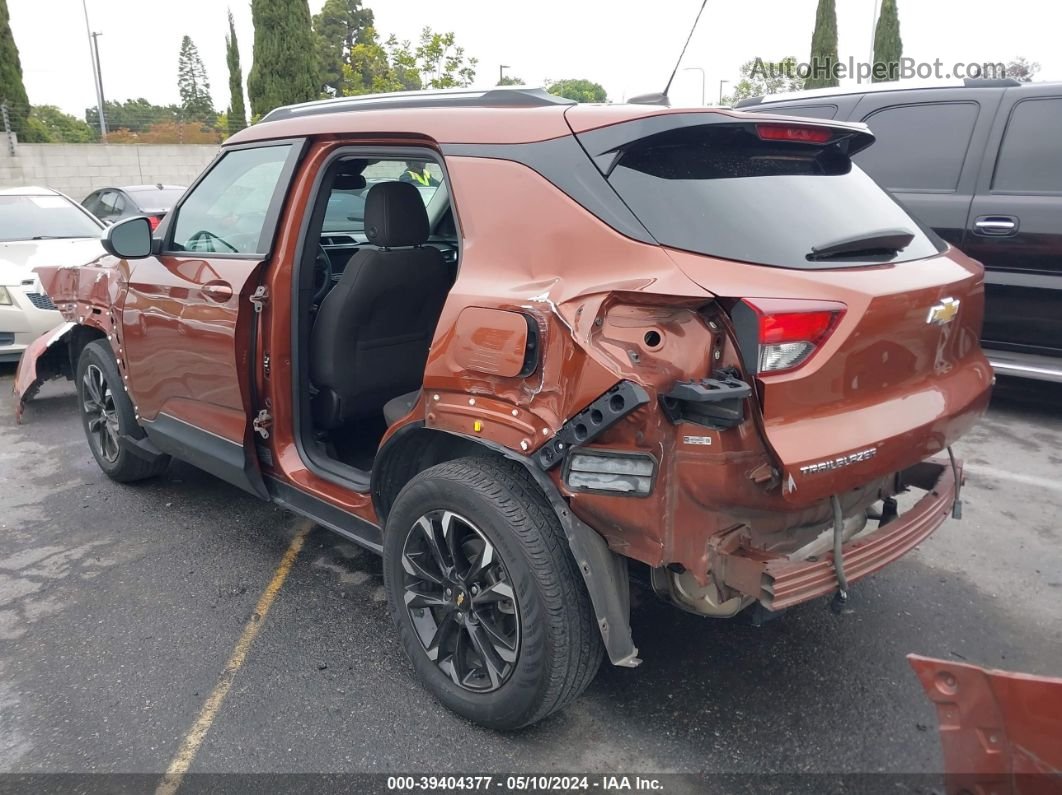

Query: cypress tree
248;0;319;117
226;10;247;133
0;0;31;138
805;0;839;90
872;0;903;82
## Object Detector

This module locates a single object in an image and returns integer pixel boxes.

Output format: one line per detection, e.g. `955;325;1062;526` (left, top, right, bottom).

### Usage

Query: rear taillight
756;124;834;144
147;215;162;231
743;298;846;374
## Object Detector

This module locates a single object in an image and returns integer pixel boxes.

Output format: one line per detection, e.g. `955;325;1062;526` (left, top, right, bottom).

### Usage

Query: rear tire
383;456;603;729
76;340;169;482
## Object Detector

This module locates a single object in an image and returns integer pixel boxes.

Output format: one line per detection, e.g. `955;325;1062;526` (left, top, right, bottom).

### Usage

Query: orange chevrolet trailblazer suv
15;88;992;729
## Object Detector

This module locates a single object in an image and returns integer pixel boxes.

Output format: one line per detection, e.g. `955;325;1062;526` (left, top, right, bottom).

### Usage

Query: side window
111;192;127;216
993;98;1062;193
96;190;118;220
856;102;979;191
170;144;295;255
82;192;102;215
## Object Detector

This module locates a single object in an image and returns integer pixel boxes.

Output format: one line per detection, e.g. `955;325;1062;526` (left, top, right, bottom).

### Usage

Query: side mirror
102;216;153;259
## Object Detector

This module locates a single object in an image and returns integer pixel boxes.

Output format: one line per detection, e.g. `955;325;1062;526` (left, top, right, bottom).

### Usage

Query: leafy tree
248;0;319;117
546;79;607;103
805;0;838;90
1006;57;1041;83
496;75;524;86
342;26;475;95
414;27;476;89
26;105;96;142
343;27;419;94
86;98;181;133
871;0;902;82
723;57;804;104
178;36;215;120
225;11;247;134
313;0;374;96
0;0;34;140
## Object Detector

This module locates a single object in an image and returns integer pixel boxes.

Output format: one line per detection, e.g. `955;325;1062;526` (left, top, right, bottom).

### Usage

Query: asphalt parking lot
1;363;1060;787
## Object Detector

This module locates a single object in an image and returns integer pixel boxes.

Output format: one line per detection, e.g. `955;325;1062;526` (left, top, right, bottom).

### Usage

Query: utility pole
682;67;706;105
92;32;106;112
499;64;510;84
81;0;107;136
719;79;729;104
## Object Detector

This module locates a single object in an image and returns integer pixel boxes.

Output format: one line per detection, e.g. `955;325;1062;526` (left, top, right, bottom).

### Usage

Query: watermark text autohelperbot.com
752;57;1011;84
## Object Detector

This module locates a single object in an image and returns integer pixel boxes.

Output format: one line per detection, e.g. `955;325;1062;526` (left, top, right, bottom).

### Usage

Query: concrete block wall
0;143;219;200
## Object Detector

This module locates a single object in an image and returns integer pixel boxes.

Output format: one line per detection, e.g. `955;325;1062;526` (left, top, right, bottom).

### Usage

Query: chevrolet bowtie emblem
927;297;960;326
456;592;465;607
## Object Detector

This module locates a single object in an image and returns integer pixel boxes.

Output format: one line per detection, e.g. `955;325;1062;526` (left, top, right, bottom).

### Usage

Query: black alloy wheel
82;363;121;464
401;509;520;692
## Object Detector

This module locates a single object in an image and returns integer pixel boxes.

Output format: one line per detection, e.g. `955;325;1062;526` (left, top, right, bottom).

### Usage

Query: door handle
973;216;1019;237
202;281;234;302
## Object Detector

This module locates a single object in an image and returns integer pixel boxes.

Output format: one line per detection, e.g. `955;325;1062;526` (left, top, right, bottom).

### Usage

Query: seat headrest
364;181;430;247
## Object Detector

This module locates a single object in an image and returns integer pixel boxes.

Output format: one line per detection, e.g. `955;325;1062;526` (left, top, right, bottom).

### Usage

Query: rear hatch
570;109;993;503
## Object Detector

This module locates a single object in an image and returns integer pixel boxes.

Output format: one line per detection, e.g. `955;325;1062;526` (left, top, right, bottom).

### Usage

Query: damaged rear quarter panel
416;155;792;574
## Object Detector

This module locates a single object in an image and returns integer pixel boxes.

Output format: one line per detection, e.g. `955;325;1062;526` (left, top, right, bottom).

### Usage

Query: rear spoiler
574;111;876;174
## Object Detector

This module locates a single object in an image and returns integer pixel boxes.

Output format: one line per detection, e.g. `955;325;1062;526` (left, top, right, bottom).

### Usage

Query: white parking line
964;464;1062;494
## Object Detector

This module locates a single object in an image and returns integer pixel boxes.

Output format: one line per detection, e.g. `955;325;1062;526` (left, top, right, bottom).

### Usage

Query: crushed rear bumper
718;459;960;611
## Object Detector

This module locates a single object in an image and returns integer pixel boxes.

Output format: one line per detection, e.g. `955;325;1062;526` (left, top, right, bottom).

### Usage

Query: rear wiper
30;235;83;240
807;228;915;262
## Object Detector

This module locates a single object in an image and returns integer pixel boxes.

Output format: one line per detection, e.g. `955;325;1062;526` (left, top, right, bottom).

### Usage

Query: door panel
119;141;304;496
121;254;263;432
963;93;1062;354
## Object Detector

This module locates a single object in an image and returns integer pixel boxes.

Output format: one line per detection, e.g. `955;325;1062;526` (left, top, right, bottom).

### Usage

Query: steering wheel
312;244;333;306
187;229;239;254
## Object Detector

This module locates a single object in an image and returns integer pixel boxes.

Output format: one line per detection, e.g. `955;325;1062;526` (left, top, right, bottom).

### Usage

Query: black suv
738;78;1062;383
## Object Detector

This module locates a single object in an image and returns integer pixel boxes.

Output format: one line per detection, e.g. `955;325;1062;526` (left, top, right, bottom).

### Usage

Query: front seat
310;181;451;429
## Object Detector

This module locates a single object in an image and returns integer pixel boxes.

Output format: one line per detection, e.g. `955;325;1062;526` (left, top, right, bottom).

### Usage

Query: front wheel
77;340;169;482
383;457;603;729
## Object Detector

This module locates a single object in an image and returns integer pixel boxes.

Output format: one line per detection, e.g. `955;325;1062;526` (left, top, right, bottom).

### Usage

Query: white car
0;186;105;362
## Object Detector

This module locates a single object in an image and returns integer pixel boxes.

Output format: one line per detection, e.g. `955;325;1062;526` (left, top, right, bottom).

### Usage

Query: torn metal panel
12;322;75;422
909;654;1062;795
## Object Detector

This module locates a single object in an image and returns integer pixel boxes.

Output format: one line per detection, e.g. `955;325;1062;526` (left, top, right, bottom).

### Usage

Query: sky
8;0;1062;118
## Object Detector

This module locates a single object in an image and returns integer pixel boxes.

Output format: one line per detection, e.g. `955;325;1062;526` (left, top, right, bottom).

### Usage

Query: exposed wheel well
371;427;505;521
68;325;108;374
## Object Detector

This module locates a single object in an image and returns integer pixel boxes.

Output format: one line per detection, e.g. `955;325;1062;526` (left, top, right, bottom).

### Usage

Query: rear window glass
856;102;979;191
993;97;1062;193
127;188;185;210
607;124;942;269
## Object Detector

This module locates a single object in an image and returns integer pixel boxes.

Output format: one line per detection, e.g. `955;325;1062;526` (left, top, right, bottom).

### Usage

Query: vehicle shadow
988;376;1062;420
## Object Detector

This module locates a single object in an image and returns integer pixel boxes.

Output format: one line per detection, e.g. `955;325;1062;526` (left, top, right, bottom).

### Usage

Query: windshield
127;188;185;211
0;195;103;242
607;124;943;269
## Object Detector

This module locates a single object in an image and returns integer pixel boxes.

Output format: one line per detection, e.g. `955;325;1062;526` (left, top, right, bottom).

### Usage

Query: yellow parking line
155;520;313;795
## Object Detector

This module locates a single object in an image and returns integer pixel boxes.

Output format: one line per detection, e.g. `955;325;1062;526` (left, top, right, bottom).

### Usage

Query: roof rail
734;76;1034;108
963;77;1021;87
260;86;574;123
